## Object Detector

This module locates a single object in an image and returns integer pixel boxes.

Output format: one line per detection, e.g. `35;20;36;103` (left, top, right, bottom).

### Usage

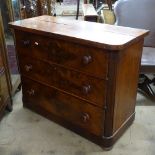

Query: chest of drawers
9;16;149;149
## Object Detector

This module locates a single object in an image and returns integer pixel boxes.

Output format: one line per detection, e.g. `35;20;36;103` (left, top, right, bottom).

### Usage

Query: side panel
113;40;143;132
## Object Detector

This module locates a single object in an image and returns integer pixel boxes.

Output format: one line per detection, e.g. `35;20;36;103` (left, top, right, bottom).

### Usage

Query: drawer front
19;57;106;107
15;31;109;78
22;77;104;136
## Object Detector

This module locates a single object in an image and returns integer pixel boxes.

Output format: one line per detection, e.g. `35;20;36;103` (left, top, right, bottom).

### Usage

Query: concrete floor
0;91;154;155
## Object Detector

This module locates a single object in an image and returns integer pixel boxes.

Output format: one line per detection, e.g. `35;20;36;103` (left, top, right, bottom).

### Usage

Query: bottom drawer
22;77;105;136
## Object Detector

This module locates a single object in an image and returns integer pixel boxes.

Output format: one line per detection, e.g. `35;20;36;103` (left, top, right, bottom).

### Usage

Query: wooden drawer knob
34;41;39;46
25;65;32;72
82;55;92;65
27;89;35;96
82;85;91;95
81;113;90;122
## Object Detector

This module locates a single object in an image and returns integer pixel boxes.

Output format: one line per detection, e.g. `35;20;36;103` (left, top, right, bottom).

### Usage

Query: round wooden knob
34;42;39;46
82;55;92;65
22;40;30;46
81;113;90;123
25;65;32;72
82;85;91;95
27;89;35;96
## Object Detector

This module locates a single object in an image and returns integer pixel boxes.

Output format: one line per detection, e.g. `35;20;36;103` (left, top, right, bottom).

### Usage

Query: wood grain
22;77;105;136
18;56;107;107
15;30;109;78
10;16;149;149
9;15;149;50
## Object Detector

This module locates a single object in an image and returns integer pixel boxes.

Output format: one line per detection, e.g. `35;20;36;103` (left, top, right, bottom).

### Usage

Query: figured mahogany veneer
9;15;149;149
18;57;107;107
15;30;109;78
22;77;104;136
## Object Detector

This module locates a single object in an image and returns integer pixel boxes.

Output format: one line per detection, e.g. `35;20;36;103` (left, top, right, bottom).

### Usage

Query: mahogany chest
9;16;148;149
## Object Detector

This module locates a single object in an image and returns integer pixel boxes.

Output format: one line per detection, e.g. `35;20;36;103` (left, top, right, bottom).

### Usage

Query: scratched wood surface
9;15;149;50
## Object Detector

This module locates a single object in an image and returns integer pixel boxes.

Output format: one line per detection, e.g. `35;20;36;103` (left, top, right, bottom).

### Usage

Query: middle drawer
19;57;106;108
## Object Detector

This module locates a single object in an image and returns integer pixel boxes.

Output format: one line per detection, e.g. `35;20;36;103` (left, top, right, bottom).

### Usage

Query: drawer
15;31;109;78
19;57;106;107
22;77;105;136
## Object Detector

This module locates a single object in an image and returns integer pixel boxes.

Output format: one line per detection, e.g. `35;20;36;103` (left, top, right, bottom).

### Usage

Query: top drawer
15;31;109;78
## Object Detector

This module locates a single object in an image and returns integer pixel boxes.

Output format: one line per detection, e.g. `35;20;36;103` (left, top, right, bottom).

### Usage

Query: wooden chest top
9;15;149;50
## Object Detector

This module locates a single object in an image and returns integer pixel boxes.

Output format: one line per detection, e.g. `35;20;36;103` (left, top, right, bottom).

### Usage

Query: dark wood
15;30;109;78
113;41;144;132
104;40;144;136
82;4;98;22
18;57;107;107
0;12;12;119
22;77;105;135
9;16;149;149
9;15;149;50
23;86;135;150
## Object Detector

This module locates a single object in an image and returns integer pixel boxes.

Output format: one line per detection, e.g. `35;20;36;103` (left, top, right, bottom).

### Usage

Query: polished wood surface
10;16;148;149
9;15;149;50
15;30;109;78
18;57;107;107
113;41;144;132
105;40;144;136
22;77;105;136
